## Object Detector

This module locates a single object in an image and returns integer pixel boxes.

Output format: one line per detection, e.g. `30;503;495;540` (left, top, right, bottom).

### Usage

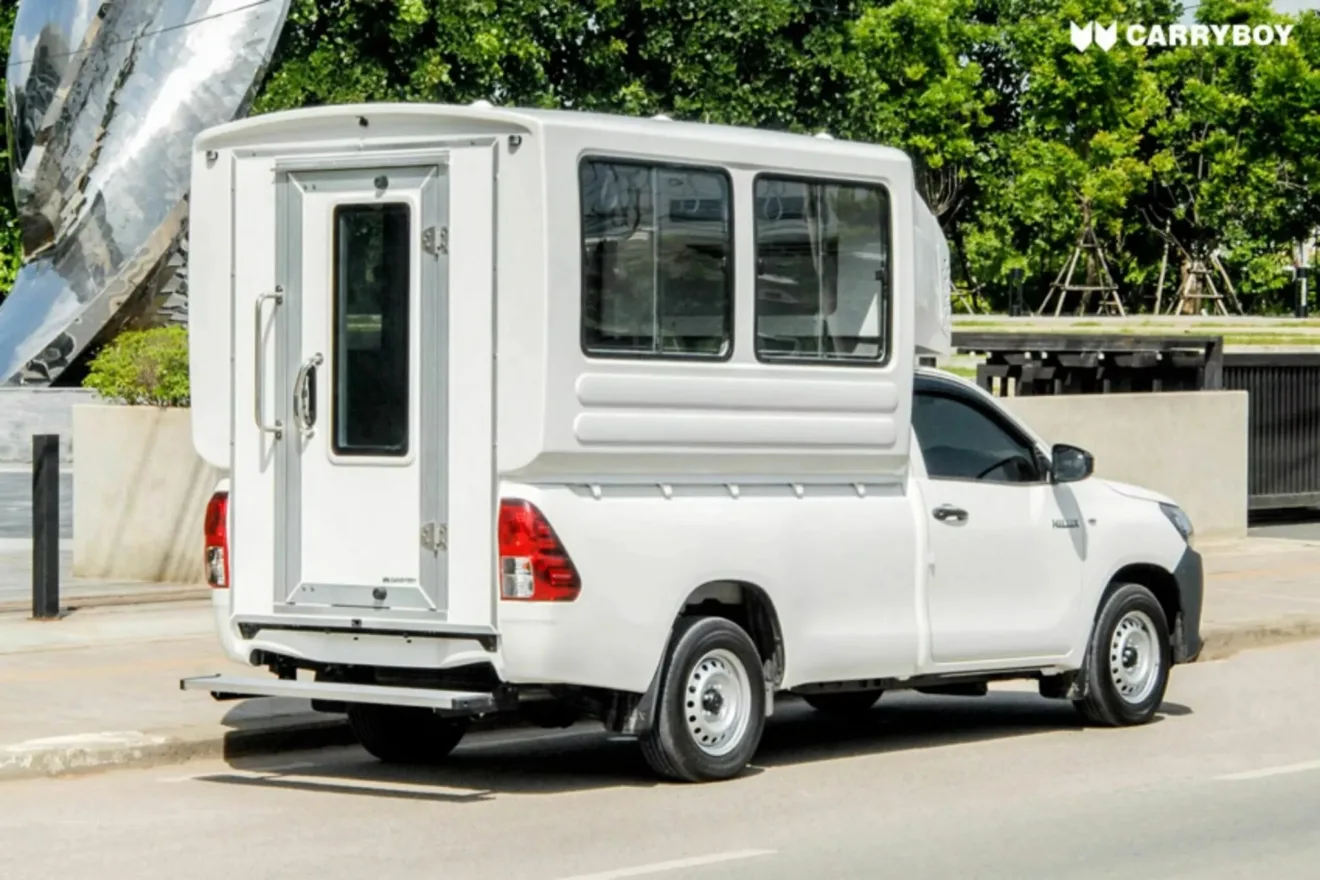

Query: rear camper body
183;104;1203;782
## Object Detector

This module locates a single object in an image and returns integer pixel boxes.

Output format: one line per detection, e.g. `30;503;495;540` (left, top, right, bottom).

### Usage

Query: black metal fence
951;332;1320;513
1221;354;1320;511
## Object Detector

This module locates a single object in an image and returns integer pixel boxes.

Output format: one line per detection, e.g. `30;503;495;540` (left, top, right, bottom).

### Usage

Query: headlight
1160;502;1194;544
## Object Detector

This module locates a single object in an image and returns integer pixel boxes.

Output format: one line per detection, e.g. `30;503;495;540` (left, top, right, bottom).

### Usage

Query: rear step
180;674;498;713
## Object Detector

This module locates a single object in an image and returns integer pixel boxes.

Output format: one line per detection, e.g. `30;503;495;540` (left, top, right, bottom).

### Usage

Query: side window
579;158;733;359
753;175;890;363
911;391;1042;484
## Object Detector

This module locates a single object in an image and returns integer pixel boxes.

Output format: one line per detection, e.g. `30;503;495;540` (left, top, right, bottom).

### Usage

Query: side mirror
1050;443;1094;483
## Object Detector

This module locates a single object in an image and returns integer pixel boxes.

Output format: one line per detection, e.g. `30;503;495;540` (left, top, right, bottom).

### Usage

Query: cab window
912;390;1042;484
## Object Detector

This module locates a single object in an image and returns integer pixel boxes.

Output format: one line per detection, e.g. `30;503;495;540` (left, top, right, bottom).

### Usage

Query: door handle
253;289;284;439
292;353;323;437
932;504;968;524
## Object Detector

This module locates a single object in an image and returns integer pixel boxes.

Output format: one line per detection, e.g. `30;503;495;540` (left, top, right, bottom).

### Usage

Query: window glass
332;202;411;456
911;391;1041;483
754;176;890;362
580;159;732;358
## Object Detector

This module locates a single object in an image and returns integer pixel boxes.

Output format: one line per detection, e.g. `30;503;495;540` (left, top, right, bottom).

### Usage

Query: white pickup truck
181;103;1203;783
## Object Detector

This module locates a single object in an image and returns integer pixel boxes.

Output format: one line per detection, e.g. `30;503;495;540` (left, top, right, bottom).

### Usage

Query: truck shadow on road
198;693;1193;802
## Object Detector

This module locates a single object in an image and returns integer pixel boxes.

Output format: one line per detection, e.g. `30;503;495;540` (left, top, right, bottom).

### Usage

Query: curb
0;709;537;784
1196;617;1320;662
0;714;356;783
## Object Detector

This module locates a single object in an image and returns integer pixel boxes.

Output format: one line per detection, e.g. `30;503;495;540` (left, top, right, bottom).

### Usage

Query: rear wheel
347;704;470;764
1074;582;1172;727
803;689;884;716
641;616;766;783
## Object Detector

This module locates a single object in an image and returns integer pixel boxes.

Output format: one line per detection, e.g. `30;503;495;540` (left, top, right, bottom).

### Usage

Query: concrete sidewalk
1195;534;1320;658
1;534;1318;782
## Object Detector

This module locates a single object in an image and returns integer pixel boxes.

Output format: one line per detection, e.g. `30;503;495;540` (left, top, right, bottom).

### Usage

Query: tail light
498;499;580;601
204;491;229;589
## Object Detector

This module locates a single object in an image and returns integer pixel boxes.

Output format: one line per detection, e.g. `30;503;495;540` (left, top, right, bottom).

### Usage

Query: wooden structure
1036;212;1124;317
1161;253;1244;316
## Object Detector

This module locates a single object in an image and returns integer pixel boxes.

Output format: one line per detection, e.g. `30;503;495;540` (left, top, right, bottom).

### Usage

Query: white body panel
188;104;1197;707
912;196;953;358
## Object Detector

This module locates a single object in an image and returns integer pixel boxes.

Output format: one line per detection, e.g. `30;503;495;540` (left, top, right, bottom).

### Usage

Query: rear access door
244;148;496;635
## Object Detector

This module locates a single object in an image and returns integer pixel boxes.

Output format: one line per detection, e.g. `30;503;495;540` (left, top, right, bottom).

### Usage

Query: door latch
420;521;448;552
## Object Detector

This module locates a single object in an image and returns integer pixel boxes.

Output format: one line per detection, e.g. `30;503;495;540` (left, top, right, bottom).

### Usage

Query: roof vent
652;113;672;121
470;99;493;109
814;131;834;140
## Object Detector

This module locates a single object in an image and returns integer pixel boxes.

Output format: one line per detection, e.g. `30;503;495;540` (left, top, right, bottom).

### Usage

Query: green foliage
82;327;191;408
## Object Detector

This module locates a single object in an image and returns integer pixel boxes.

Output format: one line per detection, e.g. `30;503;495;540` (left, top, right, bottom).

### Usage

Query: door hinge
420;521;448;552
422;225;447;256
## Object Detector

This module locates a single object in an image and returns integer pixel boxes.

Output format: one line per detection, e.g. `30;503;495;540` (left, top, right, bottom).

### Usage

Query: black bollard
31;434;60;620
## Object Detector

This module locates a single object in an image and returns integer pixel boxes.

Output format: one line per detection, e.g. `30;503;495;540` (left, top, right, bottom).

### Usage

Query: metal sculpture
0;0;291;385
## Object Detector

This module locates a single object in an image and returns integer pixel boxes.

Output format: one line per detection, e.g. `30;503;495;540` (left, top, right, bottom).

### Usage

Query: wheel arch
614;579;786;736
1061;562;1181;703
1108;562;1181;636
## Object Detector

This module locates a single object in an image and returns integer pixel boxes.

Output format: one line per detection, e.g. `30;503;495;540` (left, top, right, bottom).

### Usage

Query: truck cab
182;103;1202;783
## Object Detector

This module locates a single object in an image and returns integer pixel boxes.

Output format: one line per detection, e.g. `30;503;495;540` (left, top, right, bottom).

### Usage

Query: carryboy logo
1069;20;1296;51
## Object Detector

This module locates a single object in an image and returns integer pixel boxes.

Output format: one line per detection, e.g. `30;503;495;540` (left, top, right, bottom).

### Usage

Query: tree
1141;0;1319;312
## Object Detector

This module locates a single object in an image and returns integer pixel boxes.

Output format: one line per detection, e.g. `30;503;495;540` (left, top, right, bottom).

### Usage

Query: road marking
1217;759;1320;781
556;849;776;880
159;761;318;783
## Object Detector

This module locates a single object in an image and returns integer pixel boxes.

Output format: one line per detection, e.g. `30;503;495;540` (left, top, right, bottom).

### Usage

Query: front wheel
641;616;767;783
1074;582;1172;726
347;704;470;764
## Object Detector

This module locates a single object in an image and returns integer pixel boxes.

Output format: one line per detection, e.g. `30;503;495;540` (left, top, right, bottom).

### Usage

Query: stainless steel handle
292;353;323;436
932;504;968;523
254;289;284;439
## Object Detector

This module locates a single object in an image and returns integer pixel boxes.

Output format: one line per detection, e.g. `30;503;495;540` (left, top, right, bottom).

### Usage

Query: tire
1074;582;1172;727
347;704;470;764
803;690;884;716
640;616;767;783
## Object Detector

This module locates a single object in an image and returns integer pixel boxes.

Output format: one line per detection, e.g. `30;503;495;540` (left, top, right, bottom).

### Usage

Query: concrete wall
1003;390;1249;539
0;388;96;463
73;404;221;584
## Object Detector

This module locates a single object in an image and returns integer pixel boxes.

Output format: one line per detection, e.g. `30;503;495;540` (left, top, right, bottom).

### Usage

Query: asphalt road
0;468;72;539
2;639;1320;879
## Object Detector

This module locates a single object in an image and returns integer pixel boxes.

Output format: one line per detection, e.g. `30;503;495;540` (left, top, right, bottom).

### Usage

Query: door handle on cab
932;504;968;524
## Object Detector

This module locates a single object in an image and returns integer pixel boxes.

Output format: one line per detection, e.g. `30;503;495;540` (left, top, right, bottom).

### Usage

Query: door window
912;391;1042;483
331;202;411;457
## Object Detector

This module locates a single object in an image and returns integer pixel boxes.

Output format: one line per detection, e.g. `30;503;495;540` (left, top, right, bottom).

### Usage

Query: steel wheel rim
684;648;753;757
1109;610;1161;704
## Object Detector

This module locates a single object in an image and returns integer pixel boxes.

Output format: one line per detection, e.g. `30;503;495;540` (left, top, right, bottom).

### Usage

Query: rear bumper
1171;546;1204;664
